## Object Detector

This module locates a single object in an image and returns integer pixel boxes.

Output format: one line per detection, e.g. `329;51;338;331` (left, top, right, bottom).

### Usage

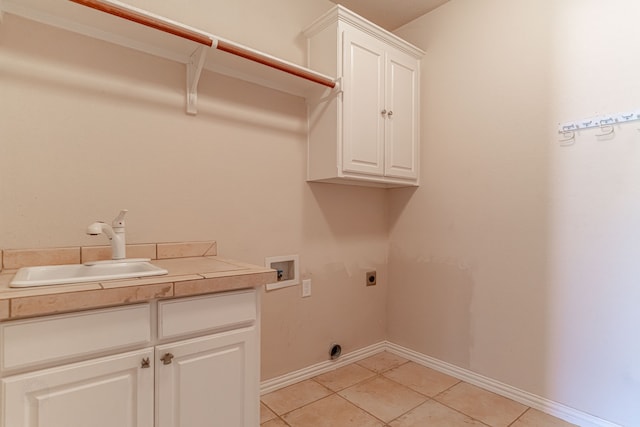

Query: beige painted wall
4;1;638;423
392;1;640;425
0;0;388;380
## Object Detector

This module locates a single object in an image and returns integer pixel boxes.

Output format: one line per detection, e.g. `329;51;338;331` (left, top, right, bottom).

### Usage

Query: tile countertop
0;256;276;321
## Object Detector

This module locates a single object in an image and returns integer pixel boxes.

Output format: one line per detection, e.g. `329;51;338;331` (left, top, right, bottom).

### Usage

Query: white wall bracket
186;45;207;115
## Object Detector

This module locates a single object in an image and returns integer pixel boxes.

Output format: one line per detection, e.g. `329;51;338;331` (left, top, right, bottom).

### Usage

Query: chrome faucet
87;209;128;260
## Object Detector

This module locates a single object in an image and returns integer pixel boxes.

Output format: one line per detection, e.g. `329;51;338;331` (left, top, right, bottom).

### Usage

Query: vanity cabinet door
155;325;259;427
1;348;154;427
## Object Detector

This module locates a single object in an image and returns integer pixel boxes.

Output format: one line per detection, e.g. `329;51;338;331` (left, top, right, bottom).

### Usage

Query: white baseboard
260;340;621;427
385;342;621;427
260;341;386;395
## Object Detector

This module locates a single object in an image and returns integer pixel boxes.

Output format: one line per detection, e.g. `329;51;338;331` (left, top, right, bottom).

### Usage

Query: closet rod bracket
306;77;343;106
186;45;207;115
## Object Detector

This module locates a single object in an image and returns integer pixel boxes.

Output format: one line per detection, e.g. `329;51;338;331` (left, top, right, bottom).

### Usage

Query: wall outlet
366;271;376;286
302;279;311;297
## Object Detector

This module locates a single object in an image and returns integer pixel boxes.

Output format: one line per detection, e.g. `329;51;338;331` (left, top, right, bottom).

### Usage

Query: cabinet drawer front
1;304;151;372
158;290;256;340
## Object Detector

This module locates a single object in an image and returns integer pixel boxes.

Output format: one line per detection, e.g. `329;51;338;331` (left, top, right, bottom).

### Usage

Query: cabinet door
155;326;259;427
384;49;419;180
341;28;386;176
1;348;154;427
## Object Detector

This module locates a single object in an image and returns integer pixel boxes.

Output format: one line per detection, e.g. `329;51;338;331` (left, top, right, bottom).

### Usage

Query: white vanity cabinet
0;289;259;427
305;5;424;188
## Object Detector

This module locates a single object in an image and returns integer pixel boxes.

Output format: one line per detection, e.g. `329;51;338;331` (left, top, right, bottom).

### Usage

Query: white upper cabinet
305;6;424;188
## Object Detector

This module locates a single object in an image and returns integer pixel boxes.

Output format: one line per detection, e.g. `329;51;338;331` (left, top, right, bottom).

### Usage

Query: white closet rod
70;0;337;89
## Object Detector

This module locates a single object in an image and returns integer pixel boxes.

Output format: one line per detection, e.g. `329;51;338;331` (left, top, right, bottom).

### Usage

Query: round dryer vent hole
329;344;342;360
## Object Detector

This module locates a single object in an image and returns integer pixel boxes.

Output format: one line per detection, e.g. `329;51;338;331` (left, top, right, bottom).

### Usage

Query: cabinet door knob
161;353;174;365
387;110;393;117
141;357;151;369
381;109;387;116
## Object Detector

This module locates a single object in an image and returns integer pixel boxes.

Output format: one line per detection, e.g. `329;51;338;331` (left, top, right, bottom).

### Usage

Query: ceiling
329;0;451;31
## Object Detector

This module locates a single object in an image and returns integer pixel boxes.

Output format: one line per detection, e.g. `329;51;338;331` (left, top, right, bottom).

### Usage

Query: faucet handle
112;209;128;228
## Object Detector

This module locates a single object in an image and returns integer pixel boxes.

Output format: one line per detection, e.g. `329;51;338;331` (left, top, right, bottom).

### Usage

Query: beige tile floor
261;352;576;427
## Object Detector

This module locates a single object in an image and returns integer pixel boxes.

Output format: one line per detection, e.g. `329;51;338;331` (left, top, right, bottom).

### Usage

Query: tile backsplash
81;244;157;263
3;247;80;270
157;241;217;259
1;241;217;270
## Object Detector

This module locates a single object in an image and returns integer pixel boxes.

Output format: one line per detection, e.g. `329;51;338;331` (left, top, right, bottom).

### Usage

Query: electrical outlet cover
302;279;311;297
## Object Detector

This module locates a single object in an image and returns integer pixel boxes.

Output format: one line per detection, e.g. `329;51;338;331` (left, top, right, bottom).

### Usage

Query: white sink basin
10;259;169;288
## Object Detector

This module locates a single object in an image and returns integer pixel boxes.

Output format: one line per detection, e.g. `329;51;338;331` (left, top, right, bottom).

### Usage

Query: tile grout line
336;355;422;425
333;373;396;426
310;362;390;425
333;392;390;426
430;381;514;427
369;371;493;427
260;400;280;423
375;368;433;424
354;385;496;427
431;383;528;427
339;358;425;426
263;378;335;422
507;406;532;426
382;396;429;426
284;362;400;426
312;361;378;387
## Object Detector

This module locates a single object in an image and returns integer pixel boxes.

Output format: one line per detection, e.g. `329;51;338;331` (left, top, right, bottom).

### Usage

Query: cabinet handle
381;109;387;116
160;353;175;365
387;110;393;117
141;357;151;369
